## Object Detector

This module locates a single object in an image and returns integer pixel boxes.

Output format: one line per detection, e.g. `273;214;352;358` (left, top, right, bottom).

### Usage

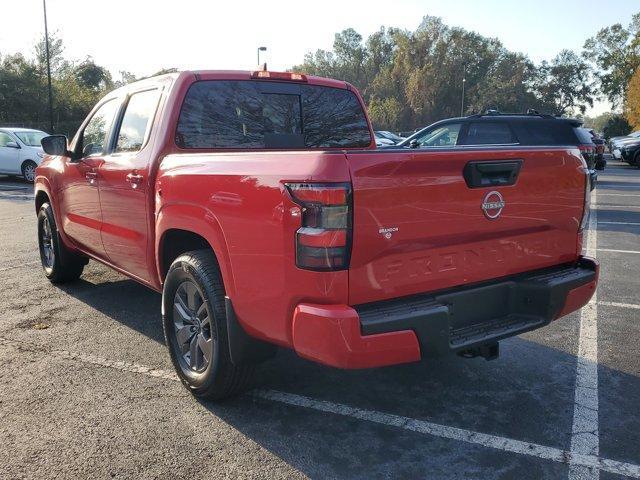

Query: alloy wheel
23;163;36;182
172;280;214;373
40;216;55;269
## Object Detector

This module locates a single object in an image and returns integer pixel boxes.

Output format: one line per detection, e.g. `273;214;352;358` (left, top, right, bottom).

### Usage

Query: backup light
285;183;352;271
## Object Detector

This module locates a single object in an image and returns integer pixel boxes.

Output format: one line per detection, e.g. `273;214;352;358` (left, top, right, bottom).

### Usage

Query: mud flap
225;297;277;366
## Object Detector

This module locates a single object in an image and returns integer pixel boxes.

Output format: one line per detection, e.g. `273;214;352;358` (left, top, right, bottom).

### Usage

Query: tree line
0;13;638;137
0;34;175;137
294;14;640;135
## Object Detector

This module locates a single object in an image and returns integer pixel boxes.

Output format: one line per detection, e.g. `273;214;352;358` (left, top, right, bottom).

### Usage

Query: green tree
602;114;632;139
34;31;67;75
583;112;618;133
74;57;113;91
294;16;566;130
583;13;640;107
535;50;595;115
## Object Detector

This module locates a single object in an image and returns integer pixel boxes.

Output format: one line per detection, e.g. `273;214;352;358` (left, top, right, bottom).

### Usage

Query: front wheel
38;203;86;282
162;250;254;400
22;160;37;183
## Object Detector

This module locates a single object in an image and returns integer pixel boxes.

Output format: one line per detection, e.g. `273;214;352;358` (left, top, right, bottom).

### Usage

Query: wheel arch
156;204;235;298
35;189;50;213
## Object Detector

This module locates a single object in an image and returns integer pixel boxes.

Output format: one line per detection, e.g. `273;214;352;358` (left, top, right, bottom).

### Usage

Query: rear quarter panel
156;151;352;347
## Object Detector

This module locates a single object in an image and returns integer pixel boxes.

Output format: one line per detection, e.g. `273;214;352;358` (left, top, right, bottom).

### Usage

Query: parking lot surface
0;159;639;479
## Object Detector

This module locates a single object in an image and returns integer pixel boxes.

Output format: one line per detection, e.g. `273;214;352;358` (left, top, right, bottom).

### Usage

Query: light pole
257;46;267;67
460;64;466;117
42;0;54;133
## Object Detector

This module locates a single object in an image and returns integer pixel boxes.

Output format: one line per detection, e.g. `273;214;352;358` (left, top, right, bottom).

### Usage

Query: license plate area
438;282;514;331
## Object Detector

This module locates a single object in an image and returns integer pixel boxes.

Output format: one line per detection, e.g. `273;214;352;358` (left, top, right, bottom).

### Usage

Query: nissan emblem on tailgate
481;191;505;219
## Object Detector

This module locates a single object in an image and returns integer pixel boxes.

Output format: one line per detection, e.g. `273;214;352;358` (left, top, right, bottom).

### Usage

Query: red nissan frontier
35;71;598;399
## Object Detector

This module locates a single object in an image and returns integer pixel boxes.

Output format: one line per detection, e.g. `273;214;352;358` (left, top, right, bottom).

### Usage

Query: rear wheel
21;160;37;183
37;203;86;282
162;250;254;400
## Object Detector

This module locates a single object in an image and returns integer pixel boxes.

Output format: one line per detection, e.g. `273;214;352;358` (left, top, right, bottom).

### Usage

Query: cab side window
115;89;160;153
79;99;119;158
414;123;462;147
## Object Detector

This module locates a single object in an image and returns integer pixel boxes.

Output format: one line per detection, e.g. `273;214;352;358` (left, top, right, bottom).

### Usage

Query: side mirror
409;138;420;149
5;141;20;149
41;135;70;157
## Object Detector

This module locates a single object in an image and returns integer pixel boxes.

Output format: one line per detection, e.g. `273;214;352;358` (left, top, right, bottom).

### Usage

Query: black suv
392;112;597;187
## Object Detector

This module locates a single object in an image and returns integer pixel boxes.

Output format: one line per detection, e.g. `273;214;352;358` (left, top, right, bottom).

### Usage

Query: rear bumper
291;257;598;369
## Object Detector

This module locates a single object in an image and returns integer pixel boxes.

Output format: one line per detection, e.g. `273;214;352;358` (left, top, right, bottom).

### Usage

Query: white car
0;127;49;182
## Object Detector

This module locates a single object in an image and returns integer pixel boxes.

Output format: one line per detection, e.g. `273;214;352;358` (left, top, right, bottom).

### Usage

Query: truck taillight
579;168;591;232
285;183;352;271
578;145;595;168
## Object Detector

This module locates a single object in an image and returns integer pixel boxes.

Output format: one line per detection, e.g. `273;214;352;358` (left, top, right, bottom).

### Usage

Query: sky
1;0;638;116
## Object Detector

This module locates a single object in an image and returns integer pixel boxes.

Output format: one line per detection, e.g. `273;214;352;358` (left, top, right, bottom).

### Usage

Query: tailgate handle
463;160;522;188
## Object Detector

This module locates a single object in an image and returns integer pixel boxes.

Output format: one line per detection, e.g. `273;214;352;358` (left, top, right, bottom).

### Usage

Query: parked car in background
587;129;606;170
0;127;48;182
374;132;395;147
393;112;598;189
375;130;405;144
610;130;640;154
35;71;597;400
617;136;640;167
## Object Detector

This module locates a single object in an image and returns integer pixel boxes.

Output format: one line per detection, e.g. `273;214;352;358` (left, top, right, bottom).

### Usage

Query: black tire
37;203;86;283
162;250;254;400
21;160;37;183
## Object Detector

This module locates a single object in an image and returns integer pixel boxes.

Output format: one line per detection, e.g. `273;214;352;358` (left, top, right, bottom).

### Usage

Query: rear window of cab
175;80;372;149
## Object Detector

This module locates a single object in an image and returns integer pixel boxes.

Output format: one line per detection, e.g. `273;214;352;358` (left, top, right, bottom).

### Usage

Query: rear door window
175;80;371;149
461;122;515;145
115;89;160;153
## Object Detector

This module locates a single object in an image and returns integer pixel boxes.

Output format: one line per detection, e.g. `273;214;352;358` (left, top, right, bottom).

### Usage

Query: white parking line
0;260;41;273
598;221;640;226
598;301;640;310
569;190;599;480
595;205;640;209
2;335;639;478
0;185;31;191
0;193;34;200
597;248;640;254
254;390;640;479
597;193;640;197
0;336;177;381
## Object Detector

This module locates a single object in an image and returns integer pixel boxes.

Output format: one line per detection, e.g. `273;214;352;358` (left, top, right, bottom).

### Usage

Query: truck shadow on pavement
53;270;640;479
55;276;165;344
201;340;640;479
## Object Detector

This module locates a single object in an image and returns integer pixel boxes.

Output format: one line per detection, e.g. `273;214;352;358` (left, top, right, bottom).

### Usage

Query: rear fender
155;202;235;298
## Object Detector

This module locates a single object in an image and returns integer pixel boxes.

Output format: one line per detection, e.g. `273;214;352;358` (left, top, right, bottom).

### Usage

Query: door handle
85;171;98;185
125;172;144;189
463;160;522;188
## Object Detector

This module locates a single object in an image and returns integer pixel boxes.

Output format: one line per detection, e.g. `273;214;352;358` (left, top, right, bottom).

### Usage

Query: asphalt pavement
0;158;638;479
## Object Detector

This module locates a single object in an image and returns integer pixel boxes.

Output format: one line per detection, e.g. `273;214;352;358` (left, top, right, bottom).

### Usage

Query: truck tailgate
346;147;586;305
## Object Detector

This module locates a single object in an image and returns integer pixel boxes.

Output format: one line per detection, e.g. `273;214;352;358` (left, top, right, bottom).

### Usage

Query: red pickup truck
35;70;598;399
